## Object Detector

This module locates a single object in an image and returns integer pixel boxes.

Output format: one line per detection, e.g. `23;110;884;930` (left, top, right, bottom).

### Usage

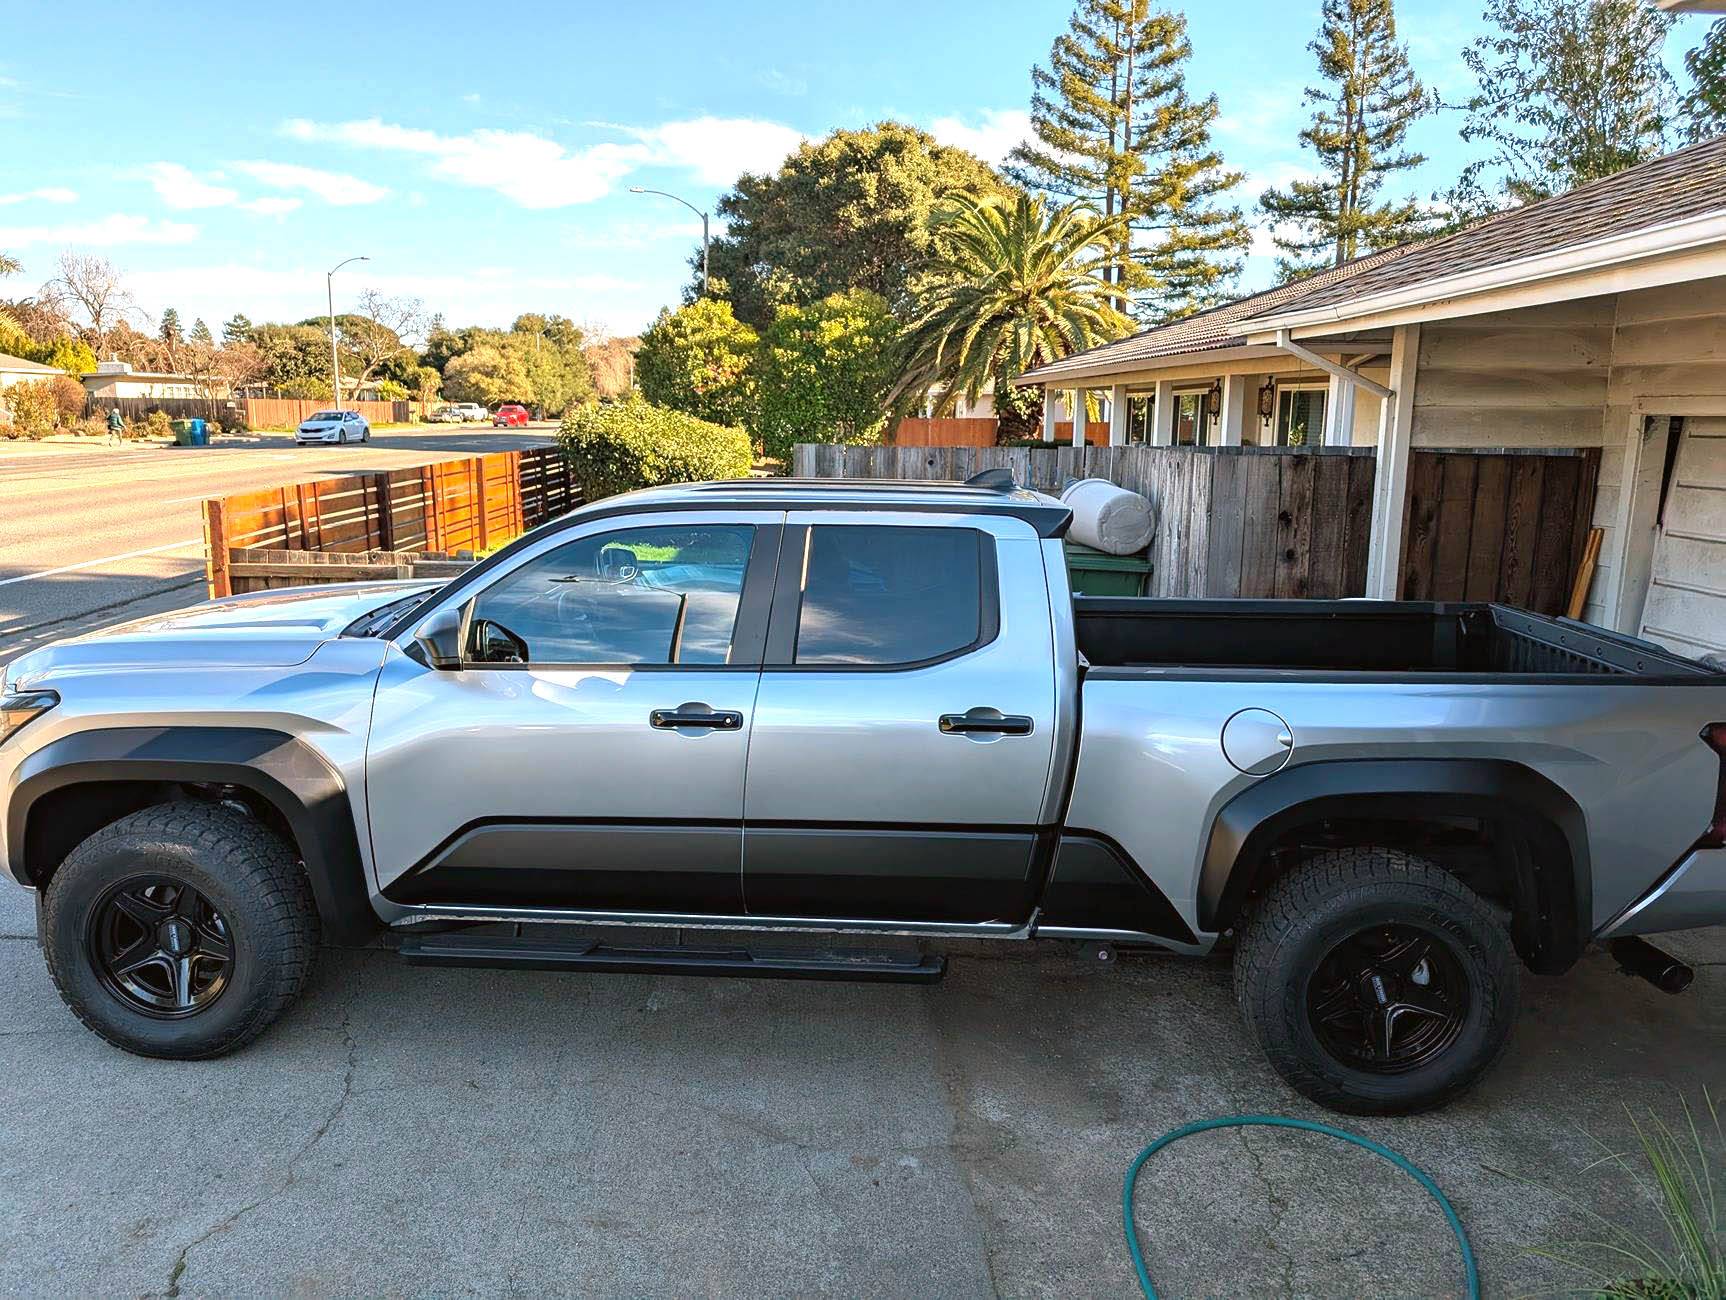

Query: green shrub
558;395;751;500
142;409;173;440
753;289;896;462
3;381;57;438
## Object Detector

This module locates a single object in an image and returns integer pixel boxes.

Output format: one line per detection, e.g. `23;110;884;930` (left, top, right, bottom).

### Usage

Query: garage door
1640;416;1726;658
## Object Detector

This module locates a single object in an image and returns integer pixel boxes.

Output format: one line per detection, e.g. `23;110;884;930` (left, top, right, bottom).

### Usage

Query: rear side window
794;525;991;666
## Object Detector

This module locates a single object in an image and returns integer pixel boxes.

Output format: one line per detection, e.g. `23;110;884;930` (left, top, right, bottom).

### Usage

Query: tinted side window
795;526;987;666
469;525;755;665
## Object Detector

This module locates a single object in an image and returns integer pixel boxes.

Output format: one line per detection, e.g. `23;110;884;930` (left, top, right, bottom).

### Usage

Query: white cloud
138;162;239;210
1214;82;1308;142
0;186;77;206
0;213;198;247
282;114;804;205
232;159;389;205
929;109;1032;165
238;196;302;216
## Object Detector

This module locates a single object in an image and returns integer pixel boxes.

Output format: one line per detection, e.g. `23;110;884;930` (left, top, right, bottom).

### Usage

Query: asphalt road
0;425;557;668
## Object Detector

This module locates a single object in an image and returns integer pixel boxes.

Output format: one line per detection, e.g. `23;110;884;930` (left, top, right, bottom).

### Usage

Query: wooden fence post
203;498;230;598
374;472;396;551
474;456;490;552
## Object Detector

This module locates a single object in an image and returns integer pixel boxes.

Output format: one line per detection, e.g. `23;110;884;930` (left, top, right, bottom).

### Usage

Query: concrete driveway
0;877;1718;1298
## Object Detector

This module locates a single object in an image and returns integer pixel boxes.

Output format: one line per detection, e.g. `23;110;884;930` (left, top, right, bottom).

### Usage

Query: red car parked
492;404;531;427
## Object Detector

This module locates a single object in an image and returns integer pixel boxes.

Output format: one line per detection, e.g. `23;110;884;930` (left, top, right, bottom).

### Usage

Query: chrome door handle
650;703;743;731
939;707;1034;736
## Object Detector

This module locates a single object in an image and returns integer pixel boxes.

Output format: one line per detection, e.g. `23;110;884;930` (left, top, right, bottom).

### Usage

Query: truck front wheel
40;802;320;1059
1232;848;1519;1115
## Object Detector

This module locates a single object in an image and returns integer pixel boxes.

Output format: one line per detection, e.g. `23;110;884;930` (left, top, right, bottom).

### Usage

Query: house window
1275;386;1327;447
1175;391;1210;446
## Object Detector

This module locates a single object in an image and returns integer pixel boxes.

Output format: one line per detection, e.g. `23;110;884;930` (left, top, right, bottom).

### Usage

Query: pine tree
159;307;182;344
1684;18;1726;141
1446;0;1675;219
1008;0;1249;320
189;318;213;346
222;312;254;345
1259;0;1434;282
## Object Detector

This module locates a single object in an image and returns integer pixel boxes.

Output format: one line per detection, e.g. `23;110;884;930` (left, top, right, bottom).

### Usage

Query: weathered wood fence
791;442;1599;612
203;447;575;596
242;397;411;429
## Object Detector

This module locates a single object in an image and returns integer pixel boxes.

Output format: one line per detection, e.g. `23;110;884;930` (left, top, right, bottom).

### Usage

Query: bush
3;381;57;438
142;409;173;440
49;374;85;426
558;396;752;500
753;289;896;462
636;299;758;430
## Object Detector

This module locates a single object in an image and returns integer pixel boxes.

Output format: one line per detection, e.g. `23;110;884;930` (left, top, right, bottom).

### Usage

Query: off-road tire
1233;847;1519;1115
41;801;319;1059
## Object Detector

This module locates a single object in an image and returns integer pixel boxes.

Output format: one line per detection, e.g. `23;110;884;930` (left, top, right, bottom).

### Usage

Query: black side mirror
413;607;465;669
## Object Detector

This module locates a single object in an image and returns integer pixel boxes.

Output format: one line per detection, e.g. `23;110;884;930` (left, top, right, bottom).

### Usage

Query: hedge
558;396;753;500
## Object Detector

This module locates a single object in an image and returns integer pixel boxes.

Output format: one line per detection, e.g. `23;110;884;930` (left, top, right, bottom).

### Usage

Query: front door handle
939;707;1035;736
650;702;743;731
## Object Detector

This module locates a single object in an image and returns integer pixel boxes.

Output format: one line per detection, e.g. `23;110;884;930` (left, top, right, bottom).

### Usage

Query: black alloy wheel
88;876;235;1018
1304;923;1468;1073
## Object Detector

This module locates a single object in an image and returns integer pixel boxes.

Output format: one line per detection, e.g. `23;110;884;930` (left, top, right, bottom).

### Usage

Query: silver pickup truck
4;477;1723;1114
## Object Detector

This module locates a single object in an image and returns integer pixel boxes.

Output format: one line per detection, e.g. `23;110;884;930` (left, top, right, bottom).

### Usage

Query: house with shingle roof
1016;135;1726;655
0;352;66;390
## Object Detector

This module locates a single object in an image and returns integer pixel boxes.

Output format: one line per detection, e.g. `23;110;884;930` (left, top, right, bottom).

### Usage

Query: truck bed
1072;598;1719;678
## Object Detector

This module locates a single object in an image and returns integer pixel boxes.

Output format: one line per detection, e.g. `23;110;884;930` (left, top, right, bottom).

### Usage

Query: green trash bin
170;419;194;446
1064;540;1151;597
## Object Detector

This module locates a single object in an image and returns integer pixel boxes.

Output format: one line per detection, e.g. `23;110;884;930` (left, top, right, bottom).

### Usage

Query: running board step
396;933;946;983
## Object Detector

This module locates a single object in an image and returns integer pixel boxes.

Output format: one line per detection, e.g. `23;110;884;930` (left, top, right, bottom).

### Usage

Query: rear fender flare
9;727;378;946
1199;758;1590;974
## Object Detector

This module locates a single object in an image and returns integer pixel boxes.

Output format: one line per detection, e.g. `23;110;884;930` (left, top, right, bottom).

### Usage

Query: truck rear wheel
1232;847;1519;1115
40;802;319;1059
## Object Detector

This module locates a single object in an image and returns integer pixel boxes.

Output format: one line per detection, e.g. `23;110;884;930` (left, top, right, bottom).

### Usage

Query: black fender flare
1199;758;1591;973
9;727;379;946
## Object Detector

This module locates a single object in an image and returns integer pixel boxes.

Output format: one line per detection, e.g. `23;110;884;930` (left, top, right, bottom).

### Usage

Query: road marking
0;538;205;588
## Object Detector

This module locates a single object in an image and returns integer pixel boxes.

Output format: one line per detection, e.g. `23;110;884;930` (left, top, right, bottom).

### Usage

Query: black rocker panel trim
383;820;743;913
743;825;1039;924
1199;758;1590;973
9;727;378;946
1039;832;1198;944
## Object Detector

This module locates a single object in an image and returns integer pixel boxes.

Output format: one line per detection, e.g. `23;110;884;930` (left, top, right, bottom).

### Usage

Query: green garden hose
1122;1114;1480;1300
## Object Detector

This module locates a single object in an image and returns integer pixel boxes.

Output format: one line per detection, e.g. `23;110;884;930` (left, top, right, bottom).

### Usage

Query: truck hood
4;580;441;686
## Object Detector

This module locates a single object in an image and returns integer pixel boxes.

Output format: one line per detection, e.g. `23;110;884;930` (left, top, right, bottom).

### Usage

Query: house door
1638;416;1726;660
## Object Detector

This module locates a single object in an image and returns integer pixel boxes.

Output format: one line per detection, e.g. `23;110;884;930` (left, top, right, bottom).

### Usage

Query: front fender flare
9;727;379;946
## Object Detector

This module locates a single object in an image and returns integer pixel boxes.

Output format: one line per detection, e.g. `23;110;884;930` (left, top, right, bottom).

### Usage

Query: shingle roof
0;352;64;375
1257;133;1726;318
1020;134;1726;385
1020;246;1415;383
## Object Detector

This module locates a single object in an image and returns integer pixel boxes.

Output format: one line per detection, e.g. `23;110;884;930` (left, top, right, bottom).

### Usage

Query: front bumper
1599;847;1726;938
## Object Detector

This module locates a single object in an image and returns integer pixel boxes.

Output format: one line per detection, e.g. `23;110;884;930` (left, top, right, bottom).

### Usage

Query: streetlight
629;187;709;296
326;255;369;410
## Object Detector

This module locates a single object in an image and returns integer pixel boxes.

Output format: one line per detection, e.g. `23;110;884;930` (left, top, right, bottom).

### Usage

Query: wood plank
1418;326;1611;371
1275;453;1315;599
1413;367;1608;410
1464;456;1510;601
1409;405;1605;448
1528;458;1581;614
1303;455;1350;598
1342;454;1374;596
1237;454;1281;598
1205;452;1245;597
1497;455;1544;607
203;499;229;598
1428;454;1479;601
1398;451;1443;600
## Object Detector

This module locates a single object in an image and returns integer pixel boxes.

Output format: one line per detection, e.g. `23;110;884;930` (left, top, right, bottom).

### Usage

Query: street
0;427;558;667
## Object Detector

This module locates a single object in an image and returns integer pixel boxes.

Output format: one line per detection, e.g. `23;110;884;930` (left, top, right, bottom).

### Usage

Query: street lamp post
628;187;709;296
326;255;369;410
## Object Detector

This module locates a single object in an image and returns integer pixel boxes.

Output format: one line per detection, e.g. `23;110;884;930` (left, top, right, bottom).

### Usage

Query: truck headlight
0;691;58;745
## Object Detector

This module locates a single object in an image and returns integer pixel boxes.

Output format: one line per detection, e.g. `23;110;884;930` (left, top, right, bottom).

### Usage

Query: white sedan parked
295;410;371;445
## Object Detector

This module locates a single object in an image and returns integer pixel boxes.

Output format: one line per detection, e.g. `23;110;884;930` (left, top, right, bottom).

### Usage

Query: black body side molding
1199;758;1591;973
9;727;379;946
1038;832;1198;944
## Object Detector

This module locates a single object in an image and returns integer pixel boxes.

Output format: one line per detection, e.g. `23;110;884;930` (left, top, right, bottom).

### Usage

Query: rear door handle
650;703;744;731
939;707;1035;736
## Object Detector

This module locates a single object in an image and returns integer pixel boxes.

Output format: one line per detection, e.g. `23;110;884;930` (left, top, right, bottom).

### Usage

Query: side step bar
397;932;946;984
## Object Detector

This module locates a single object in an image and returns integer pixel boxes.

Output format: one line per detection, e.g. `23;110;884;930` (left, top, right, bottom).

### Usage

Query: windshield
308;410;342;421
342;590;439;638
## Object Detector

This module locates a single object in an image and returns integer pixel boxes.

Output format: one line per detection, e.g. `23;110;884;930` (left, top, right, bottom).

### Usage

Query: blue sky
0;1;1709;338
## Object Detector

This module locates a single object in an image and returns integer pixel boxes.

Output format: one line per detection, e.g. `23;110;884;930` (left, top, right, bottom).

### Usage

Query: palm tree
0;255;23;340
889;193;1133;419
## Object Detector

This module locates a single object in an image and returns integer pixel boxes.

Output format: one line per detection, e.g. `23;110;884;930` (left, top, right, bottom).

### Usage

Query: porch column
1150;379;1175;446
1041;386;1057;442
1108;382;1129;446
1323;373;1356;446
1072;389;1088;446
1364;324;1420;600
1217;374;1249;447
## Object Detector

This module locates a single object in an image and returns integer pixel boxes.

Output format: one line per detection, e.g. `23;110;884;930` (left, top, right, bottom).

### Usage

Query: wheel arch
10;727;379;946
1200;758;1590;974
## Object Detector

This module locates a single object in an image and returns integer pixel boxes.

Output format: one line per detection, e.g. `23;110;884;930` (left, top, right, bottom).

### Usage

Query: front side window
1276;387;1327;446
468;524;755;666
794;525;988;666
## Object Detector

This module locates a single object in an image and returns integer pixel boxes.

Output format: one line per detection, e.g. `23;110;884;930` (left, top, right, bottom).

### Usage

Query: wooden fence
86;395;241;424
203;446;576;596
789;442;1599;611
83;395;413;429
890;417;1000;447
243;397;411;429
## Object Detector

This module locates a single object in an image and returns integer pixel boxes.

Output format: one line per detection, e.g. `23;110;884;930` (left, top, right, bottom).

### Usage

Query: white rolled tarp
1060;478;1155;556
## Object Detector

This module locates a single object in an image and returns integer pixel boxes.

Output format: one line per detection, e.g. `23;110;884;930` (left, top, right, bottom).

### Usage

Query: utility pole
326;255;369;409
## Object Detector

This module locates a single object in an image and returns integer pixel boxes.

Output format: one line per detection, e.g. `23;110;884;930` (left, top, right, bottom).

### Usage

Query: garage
1638;415;1726;660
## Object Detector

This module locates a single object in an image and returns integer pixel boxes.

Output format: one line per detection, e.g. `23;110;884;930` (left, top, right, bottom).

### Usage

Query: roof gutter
1238;208;1726;338
1274;330;1392;399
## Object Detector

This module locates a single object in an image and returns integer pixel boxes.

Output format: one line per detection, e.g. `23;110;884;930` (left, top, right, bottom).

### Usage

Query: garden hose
1122;1114;1480;1300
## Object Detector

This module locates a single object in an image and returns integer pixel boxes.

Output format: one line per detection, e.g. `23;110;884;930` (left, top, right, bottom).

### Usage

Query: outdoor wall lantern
1257;378;1277;425
1204;380;1222;416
